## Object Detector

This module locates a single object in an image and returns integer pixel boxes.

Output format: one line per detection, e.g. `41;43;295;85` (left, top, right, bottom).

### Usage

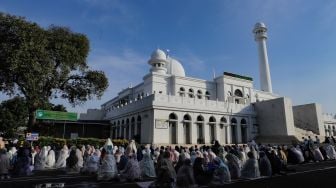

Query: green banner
35;109;78;121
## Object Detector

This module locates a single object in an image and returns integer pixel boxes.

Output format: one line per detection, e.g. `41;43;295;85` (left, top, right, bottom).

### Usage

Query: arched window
179;87;185;97
126;119;130;139
183;114;192;144
209;116;216;143
241;119;247;125
196;115;204;144
197;115;204;122
183;114;191;121
189;88;194;98
205;91;210;100
234;89;243;97
231;118;237;125
197;90;203;99
169;113;178;144
209;116;216;123
169;113;178;120
220;117;227;124
136;115;142;142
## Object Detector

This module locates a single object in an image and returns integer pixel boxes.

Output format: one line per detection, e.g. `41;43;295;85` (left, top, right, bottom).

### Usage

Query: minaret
148;49;167;74
253;22;273;93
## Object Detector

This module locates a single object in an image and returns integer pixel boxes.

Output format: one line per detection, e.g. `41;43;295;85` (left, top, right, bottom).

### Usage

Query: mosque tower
148;49;167;74
253;22;273;93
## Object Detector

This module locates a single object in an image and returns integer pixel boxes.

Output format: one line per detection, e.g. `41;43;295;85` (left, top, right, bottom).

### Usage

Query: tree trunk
27;107;36;131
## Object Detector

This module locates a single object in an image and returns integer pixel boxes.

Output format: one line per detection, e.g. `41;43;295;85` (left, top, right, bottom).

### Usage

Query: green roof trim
223;72;253;81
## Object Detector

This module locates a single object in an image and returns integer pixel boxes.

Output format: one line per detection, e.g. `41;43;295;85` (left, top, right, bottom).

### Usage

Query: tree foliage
0;97;27;137
0;13;108;128
0;96;67;137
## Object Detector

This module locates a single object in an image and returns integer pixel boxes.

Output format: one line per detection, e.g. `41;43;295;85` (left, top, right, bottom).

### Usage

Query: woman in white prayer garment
140;144;156;178
82;149;100;174
97;138;118;181
293;145;305;163
75;148;84;170
240;151;260;179
313;145;324;162
34;146;48;170
45;148;56;168
55;145;69;168
325;143;336;160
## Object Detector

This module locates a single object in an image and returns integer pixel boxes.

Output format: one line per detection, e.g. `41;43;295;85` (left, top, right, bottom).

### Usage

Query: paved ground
1;160;336;188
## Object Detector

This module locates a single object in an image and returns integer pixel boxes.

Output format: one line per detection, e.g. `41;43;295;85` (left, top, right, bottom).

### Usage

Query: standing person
0;149;10;179
241;151;260;179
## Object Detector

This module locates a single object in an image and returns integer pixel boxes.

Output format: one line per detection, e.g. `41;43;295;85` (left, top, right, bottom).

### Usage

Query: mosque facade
81;23;336;144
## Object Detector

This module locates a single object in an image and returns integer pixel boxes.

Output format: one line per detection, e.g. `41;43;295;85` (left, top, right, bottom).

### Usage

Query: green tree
0;13;108;129
0;97;28;137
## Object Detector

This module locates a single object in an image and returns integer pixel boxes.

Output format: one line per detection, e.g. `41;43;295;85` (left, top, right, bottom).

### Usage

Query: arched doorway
241;118;247;143
121;120;125;139
231;118;237;144
220;117;227;144
137;116;141;142
183;114;191;144
333;126;336;136
117;121;120;138
126;119;130;139
169;113;178;144
196;115;204;144
209;116;216;144
131;117;135;139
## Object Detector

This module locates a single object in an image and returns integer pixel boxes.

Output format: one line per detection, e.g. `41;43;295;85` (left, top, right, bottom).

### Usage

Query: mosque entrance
220;117;227;144
209;116;216;143
183;114;192;144
241;119;247;143
137;116;141;142
131;117;135;139
169;113;178;144
231;118;238;144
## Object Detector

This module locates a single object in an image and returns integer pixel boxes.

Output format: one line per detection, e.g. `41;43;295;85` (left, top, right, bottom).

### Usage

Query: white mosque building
81;22;336;145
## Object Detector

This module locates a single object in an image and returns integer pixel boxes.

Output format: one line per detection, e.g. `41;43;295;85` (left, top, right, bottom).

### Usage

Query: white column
177;121;184;144
226;125;231;144
257;40;272;93
204;123;210;144
215;124;220;142
237;122;242;144
191;123;197;144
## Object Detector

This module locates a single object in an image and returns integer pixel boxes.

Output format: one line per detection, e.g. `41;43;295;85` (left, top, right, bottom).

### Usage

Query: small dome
166;57;186;77
255;22;266;28
150;49;166;61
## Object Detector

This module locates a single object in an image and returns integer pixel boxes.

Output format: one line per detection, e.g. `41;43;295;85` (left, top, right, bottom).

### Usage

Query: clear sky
1;0;336;115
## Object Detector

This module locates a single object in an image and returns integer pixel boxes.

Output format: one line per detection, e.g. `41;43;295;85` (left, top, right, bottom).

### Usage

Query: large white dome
166;57;186;77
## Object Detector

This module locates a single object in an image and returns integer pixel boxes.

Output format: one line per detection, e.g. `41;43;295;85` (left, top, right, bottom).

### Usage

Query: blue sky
1;0;336;114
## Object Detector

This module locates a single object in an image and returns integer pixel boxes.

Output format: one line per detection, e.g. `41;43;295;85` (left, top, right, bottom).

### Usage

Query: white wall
254;97;296;136
293;103;325;136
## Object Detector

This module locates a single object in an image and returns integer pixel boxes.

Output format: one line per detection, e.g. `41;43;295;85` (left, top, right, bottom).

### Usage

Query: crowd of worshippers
1;136;336;187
